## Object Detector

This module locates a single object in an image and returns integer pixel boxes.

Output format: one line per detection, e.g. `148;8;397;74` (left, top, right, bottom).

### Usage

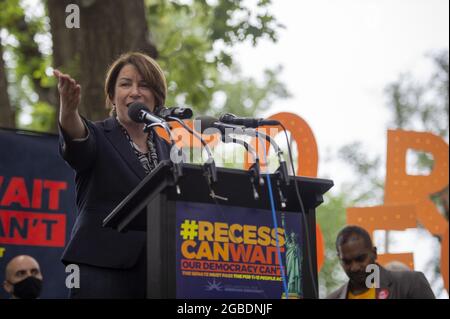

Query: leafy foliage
146;0;289;117
385;50;449;140
0;0;54;131
1;0;289;131
316;192;349;297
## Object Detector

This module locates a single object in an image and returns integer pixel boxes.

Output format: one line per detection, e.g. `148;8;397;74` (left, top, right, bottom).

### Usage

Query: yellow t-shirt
347;287;376;299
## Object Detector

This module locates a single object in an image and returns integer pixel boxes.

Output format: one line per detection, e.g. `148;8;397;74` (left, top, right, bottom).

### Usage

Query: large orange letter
385;130;449;292
245;112;325;270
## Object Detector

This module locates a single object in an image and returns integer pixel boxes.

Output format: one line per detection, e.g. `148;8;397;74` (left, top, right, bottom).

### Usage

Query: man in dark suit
55;52;171;298
327;225;435;299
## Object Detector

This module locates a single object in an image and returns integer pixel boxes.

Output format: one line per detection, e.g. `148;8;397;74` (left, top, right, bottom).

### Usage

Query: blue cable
260;139;289;298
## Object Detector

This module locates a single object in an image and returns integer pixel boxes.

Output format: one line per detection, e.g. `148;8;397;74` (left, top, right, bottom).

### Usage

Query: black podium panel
103;161;333;298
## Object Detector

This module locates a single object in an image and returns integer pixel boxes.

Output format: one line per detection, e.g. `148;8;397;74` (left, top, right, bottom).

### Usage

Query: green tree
147;0;288;115
385;50;448;141
0;0;54;129
316;192;348;297
0;0;290;133
0;41;14;127
314;138;386;297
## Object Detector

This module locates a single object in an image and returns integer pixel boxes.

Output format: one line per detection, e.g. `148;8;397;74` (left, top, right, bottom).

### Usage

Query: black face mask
11;276;43;299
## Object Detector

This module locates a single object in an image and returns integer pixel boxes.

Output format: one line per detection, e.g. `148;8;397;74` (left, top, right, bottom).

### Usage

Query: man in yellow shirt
327;225;435;299
347;286;376;299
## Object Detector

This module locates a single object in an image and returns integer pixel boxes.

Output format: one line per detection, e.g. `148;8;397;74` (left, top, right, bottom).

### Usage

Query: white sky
233;0;449;298
234;0;449;189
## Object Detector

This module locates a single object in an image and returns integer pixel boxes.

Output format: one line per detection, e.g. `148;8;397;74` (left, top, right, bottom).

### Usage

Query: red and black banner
0;128;76;299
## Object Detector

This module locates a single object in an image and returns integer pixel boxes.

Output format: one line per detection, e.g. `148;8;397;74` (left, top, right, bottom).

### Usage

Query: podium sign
103;161;333;299
176;201;303;298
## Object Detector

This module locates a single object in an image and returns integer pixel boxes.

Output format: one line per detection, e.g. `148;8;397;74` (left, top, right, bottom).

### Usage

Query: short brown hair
104;52;167;114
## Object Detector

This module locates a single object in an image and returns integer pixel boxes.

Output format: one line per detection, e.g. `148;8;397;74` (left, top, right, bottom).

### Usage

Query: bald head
3;255;43;298
5;255;43;284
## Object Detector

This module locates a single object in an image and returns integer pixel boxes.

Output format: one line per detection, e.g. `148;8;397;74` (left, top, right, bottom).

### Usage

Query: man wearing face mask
3;255;43;299
327;225;435;299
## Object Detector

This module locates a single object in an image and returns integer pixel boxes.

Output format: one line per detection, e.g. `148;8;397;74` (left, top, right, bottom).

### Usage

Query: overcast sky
234;0;449;188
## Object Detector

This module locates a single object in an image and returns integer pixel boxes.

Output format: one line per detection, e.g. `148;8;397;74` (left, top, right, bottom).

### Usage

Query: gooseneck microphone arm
219;113;280;128
168;117;214;163
217;113;289;183
221;133;264;198
240;128;290;186
143;122;176;150
167;116;218;184
168;117;223;202
222;133;257;161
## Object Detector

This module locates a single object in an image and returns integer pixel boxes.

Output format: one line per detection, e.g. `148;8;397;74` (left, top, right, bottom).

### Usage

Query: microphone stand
241;128;290;208
216;122;289;207
221;132;264;200
249;130;289;183
168;117;227;201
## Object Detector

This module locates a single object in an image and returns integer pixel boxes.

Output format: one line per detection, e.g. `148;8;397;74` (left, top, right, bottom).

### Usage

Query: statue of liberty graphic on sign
281;212;303;299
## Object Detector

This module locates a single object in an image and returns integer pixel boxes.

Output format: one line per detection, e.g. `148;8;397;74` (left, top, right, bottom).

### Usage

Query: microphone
196;116;289;186
195;115;242;136
194;116;219;134
128;102;184;182
195;116;262;169
155;106;193;121
219;113;280;128
195;116;265;198
195;116;254;152
128;102;166;125
195;116;280;158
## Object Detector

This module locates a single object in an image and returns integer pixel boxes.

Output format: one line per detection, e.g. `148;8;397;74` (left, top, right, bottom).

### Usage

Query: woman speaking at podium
54;52;171;298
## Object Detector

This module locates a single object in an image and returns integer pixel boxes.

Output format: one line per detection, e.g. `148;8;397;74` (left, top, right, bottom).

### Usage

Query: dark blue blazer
59;117;171;269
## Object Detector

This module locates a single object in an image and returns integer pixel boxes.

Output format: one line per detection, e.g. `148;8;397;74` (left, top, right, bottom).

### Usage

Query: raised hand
54;69;81;114
54;69;86;139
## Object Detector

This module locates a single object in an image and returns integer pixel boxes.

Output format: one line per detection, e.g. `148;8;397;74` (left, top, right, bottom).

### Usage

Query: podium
103;160;333;299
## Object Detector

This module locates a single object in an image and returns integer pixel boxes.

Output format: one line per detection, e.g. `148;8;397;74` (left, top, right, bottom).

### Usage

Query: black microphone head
194;116;219;134
128;102;149;123
172;107;193;119
155;106;193;120
154;106;170;118
218;113;237;123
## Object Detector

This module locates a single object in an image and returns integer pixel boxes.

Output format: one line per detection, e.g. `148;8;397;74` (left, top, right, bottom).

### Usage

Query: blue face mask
10;276;43;299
